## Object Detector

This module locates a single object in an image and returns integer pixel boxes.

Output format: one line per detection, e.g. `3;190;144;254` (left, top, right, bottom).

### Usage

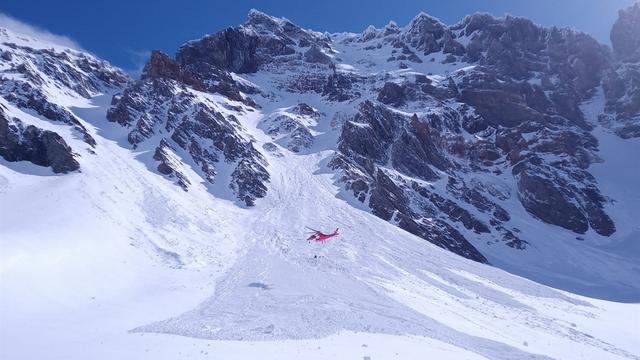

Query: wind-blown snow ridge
0;17;82;51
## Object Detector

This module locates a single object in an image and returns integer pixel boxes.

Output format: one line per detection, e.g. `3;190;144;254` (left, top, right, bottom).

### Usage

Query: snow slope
1;87;639;360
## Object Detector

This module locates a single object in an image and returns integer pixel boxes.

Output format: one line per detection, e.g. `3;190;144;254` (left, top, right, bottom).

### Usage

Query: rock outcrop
603;3;640;139
611;3;640;62
0;107;79;173
108;75;269;206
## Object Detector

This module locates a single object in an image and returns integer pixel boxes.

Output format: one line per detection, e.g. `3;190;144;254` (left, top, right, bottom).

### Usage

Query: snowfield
1;88;639;360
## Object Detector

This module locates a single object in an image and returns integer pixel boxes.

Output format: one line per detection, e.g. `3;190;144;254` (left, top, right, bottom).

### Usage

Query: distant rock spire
611;2;640;61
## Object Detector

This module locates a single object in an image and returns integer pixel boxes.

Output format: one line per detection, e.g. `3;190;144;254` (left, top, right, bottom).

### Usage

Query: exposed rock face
178;27;260;74
402;13;447;54
0;108;79;173
176;9;330;75
320;10;624;256
459;15;608;90
260;103;318;153
377;82;406;106
603;3;640;139
108;75;269;206
611;3;640;62
142;50;184;81
514;161;611;235
142;47;255;106
331;102;490;261
304;45;332;65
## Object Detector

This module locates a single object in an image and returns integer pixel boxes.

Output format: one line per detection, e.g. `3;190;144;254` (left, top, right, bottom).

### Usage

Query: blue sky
0;0;636;72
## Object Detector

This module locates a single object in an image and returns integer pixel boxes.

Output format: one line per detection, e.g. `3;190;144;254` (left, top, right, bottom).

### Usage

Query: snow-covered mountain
1;6;639;360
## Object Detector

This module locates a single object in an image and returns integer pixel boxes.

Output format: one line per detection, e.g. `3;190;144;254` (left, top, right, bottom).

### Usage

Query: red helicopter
306;227;339;243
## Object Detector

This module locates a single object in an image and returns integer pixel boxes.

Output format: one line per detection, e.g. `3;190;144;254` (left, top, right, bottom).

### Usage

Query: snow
0;85;637;360
586;88;640;255
0;26;78;52
1;26;640;360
